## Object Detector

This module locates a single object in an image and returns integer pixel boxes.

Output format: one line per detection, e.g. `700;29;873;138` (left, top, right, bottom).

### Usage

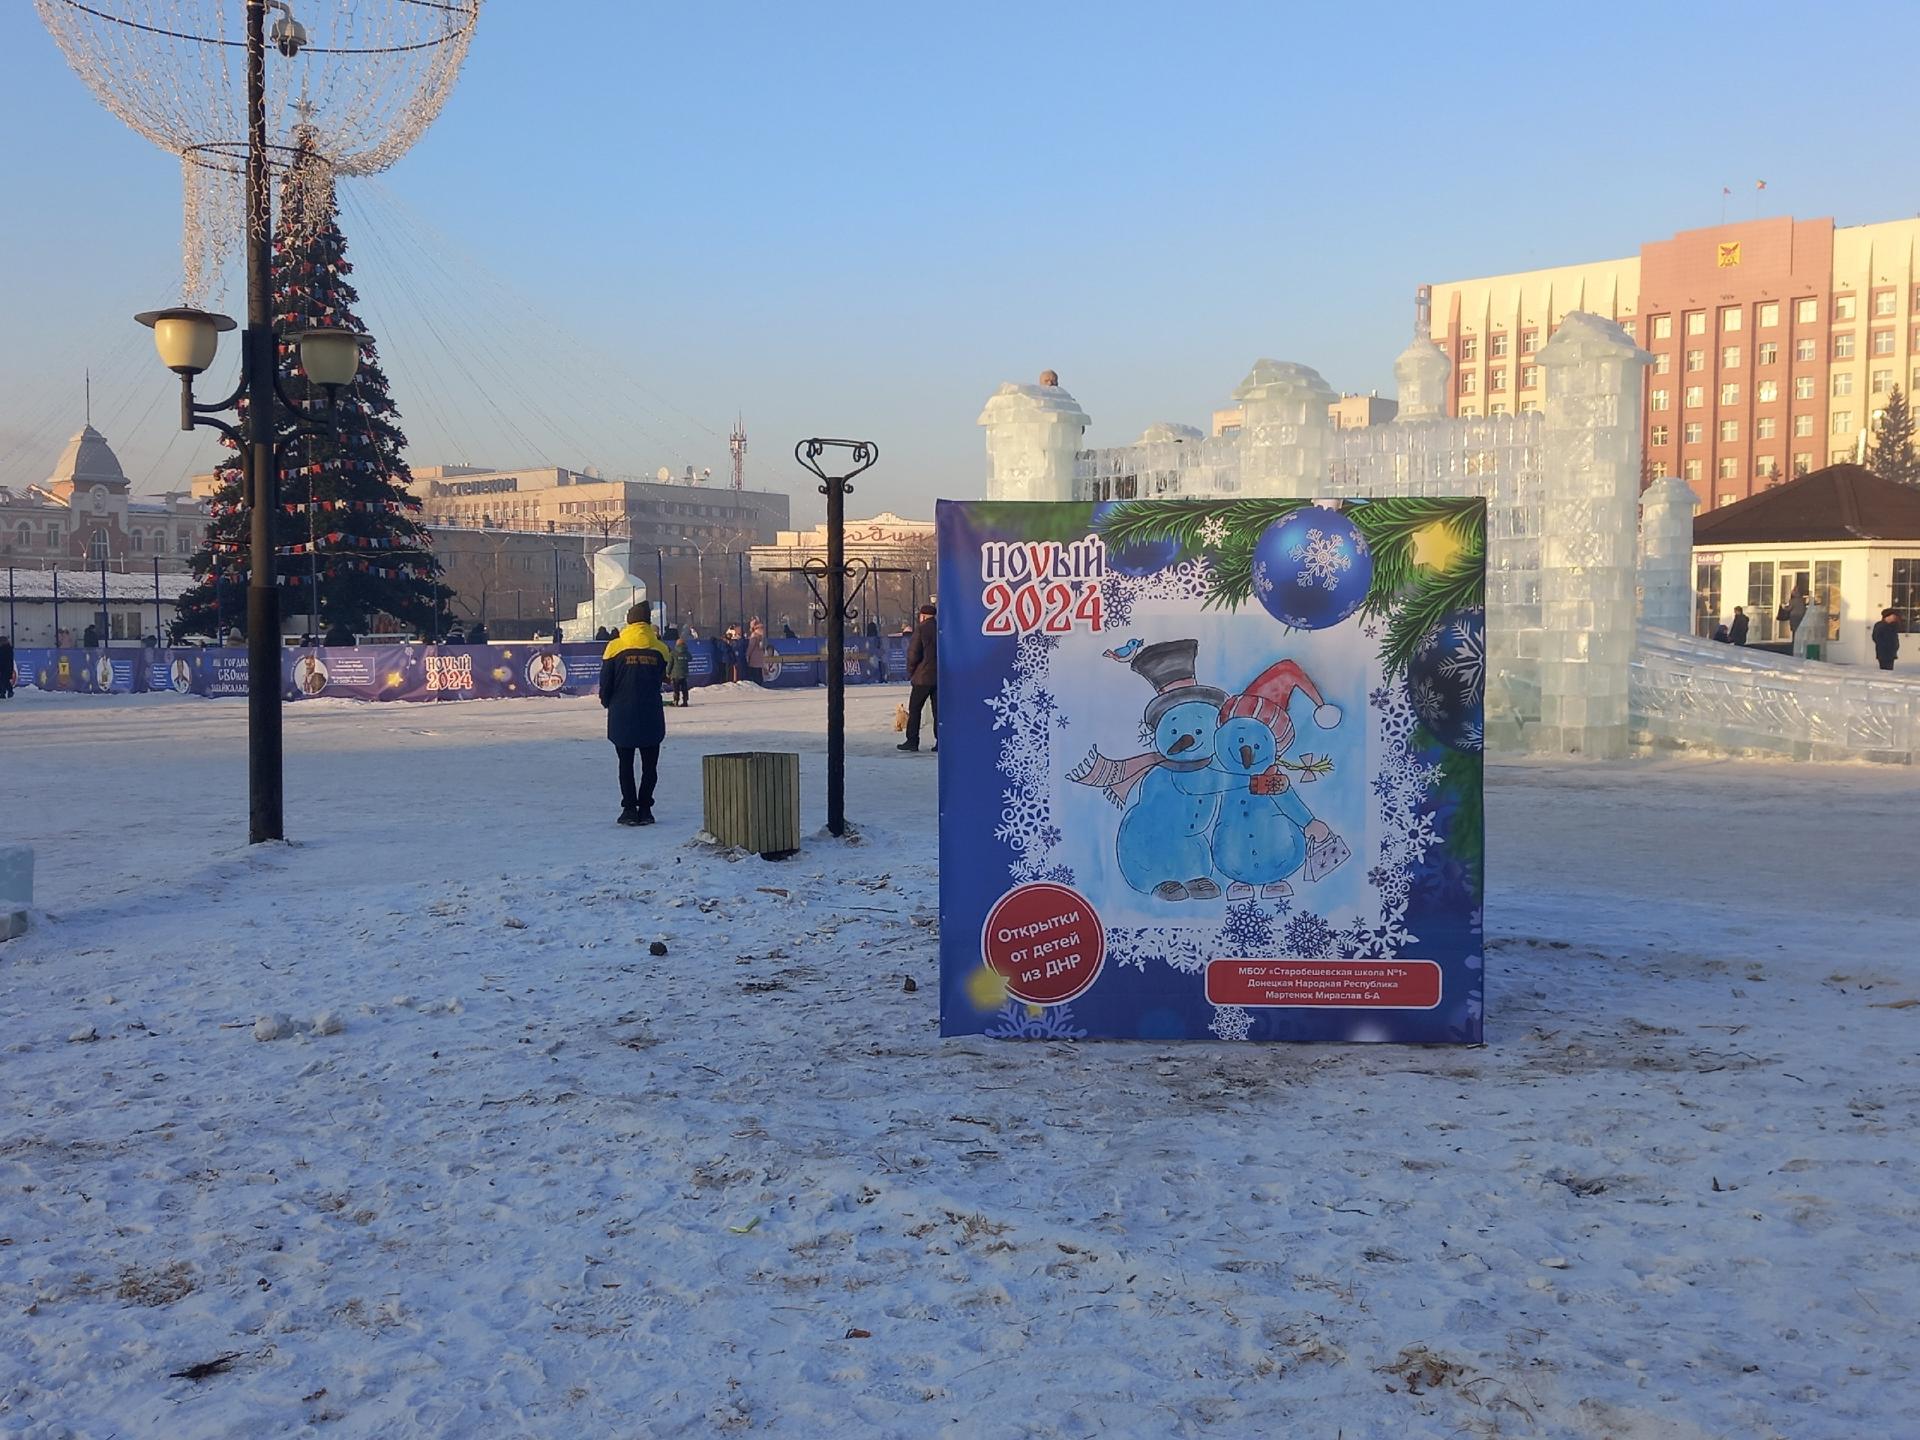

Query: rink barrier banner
17;640;909;700
936;497;1487;1044
20;645;607;702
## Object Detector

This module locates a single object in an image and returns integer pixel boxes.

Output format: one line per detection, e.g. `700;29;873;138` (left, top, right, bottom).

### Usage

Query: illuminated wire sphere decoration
35;0;480;302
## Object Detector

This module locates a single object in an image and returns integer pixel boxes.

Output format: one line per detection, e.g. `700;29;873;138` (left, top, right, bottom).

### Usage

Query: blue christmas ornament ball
1251;505;1372;630
1092;502;1180;577
1405;606;1486;752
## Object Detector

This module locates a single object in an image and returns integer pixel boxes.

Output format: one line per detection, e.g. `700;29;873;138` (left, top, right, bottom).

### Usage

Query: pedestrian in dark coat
469;621;489;645
0;635;14;699
324;620;356;647
83;623;99;649
668;633;691;706
600;602;672;826
1872;609;1902;671
898;603;938;753
1728;607;1749;646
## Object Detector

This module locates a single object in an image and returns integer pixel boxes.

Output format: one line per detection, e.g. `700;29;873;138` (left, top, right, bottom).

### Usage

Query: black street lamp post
134;1;365;844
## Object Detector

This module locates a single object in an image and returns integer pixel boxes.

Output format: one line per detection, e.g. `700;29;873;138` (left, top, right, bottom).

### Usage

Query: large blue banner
761;638;891;688
937;498;1486;1044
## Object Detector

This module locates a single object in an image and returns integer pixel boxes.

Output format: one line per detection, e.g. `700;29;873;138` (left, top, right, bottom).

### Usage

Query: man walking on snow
601;602;672;826
898;602;938;753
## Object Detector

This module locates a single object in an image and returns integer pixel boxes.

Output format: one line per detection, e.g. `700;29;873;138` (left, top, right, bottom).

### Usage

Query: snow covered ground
1;685;1915;1439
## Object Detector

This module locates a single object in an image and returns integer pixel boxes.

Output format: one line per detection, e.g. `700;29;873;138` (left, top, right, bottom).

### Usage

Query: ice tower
1637;476;1699;634
1534;313;1652;758
1232;360;1335;497
980;371;1089;503
1393;285;1451;422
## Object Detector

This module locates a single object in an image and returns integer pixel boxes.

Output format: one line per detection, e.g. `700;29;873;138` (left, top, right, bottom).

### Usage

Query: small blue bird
1103;638;1143;662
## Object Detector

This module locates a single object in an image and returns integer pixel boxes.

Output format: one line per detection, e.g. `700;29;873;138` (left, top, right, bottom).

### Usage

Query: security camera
271;8;307;58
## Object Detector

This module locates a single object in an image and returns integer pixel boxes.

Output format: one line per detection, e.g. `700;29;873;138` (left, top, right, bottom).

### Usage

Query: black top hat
1131;639;1226;726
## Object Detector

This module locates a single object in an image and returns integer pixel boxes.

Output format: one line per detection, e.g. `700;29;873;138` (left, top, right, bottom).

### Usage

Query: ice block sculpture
1637;476;1698;634
1533;313;1652;759
1233;360;1335;498
980;375;1089;503
560;543;649;642
1392;335;1452;422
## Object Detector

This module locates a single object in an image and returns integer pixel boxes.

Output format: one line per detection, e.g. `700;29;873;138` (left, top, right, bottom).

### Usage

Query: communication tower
729;415;747;490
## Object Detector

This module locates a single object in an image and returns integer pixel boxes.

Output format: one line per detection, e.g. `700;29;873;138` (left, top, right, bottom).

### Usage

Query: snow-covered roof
46;425;130;491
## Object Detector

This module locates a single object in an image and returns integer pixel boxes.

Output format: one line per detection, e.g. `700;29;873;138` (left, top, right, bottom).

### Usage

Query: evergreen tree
1868;385;1919;487
174;133;447;640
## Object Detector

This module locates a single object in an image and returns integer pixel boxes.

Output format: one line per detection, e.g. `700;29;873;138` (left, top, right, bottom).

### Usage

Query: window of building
1757;416;1778;440
1756;455;1779;478
1717;456;1740;480
1759;302;1780;328
1833;372;1855;397
1758;380;1779;404
1621;320;1637;338
1687;312;1706;336
1685;386;1704;408
1796;338;1817;363
1720;419;1741;442
15;523;29;548
1795;413;1815;437
1490;334;1509;358
1490;368;1506;391
1489;402;1508;415
1813;559;1843;640
1722;306;1742;332
1893;559;1920;634
1833;447;1855;464
1518;399;1539;414
1651;316;1672;341
1652;352;1670;375
130;530;144;553
1834;333;1856;359
1686;349;1706;372
87;530;108;562
1720;383;1740;406
1722;346;1741;369
1833;410;1855;434
1794;452;1813;475
48;525;61;545
1875;290;1898;318
1872;407;1889;432
1684;458;1703;481
1684;422;1704;444
1460;404;1478;417
1650;388;1670;411
176;532;191;555
1651;458;1670;479
1695;560;1722;636
1873;329;1896;355
1460;336;1478;361
1874;369;1895;394
1650;424;1670;446
1835;295;1857;321
1794;376;1816;401
1796;299;1818;324
1460;370;1477;394
1759;342;1779;366
1521;328;1539;353
1748;560;1775;638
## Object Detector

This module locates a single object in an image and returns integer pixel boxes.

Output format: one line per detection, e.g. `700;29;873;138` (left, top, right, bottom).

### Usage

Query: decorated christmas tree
173;129;446;641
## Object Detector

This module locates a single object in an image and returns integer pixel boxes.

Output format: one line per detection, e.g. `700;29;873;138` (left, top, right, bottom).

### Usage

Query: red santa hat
1219;660;1341;747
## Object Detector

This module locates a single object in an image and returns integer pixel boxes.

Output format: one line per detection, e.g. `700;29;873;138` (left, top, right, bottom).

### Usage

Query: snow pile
0;688;1914;1437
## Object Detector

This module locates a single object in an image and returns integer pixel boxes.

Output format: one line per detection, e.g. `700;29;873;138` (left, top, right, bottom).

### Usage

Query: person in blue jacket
600;601;672;826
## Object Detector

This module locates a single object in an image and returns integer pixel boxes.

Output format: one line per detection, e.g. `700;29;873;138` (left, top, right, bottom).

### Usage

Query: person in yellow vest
600;602;672;826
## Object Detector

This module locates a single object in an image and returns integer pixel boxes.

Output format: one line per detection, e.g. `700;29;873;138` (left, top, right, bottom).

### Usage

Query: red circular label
981;883;1105;1006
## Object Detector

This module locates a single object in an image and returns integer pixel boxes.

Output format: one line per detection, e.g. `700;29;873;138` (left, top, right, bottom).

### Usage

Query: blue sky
4;1;1917;515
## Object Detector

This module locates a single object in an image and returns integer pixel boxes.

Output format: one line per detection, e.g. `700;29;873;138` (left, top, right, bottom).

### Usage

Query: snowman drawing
1209;660;1344;902
1067;638;1228;902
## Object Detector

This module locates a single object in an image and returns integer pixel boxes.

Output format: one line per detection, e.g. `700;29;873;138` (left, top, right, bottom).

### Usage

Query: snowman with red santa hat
1210;659;1347;902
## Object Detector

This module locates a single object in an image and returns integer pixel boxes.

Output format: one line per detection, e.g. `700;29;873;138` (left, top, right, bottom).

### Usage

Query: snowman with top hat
1210;660;1345;902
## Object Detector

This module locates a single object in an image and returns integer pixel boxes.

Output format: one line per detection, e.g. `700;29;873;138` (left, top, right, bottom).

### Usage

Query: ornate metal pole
793;439;877;837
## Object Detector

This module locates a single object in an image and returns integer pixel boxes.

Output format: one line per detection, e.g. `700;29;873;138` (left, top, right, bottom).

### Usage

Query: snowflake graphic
1283;912;1336;955
1219;901;1275;953
1439;619;1486;693
984;1002;1088;1040
1287;527;1352;591
1252;559;1275;598
1209;1006;1253;1042
1198;514;1228;548
1105;925;1208;975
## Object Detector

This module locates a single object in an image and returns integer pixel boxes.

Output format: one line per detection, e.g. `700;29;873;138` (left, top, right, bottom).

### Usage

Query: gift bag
1302;833;1351;884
